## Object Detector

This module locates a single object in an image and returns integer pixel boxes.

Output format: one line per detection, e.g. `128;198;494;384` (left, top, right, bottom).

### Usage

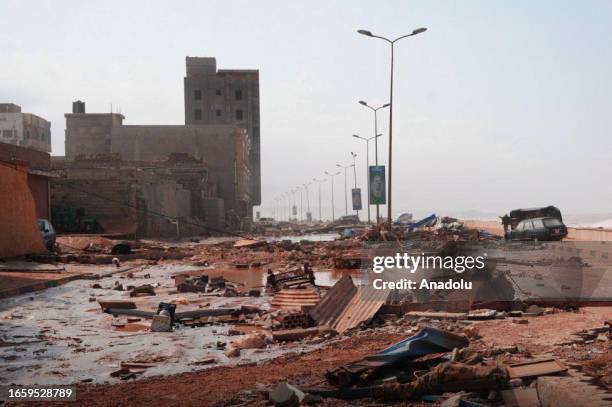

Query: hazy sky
3;1;611;219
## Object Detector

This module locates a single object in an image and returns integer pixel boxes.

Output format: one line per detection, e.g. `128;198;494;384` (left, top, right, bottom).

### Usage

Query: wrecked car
505;217;568;241
37;218;56;251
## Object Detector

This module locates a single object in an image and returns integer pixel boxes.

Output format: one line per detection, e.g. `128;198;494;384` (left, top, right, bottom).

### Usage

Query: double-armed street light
357;27;427;227
303;182;312;222
335;163;353;217
324;170;340;221
313;177;326;222
358;101;388;224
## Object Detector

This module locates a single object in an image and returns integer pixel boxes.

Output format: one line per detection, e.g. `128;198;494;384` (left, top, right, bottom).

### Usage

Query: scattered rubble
1;223;610;405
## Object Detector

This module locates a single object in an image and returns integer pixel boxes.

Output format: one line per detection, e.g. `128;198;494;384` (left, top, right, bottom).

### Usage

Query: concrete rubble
0;218;610;405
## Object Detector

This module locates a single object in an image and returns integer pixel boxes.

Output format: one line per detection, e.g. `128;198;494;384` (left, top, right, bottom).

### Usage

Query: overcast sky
3;0;611;219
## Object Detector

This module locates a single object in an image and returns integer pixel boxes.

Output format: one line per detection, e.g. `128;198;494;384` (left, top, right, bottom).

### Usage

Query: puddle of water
266;233;339;243
170;267;365;288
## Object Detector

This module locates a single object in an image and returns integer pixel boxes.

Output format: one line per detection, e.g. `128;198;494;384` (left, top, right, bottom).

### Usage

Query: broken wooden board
272;326;333;342
507;358;567;379
98;300;136;310
233;239;267;249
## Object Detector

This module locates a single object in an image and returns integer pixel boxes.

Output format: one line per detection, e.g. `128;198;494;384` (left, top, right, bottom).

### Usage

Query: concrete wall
567;227;612;242
64;113;124;159
51;162;138;231
50;157;221;237
28;175;50;219
463;219;612;242
138;179;191;237
0;162;46;257
0;142;51;219
109;125;252;219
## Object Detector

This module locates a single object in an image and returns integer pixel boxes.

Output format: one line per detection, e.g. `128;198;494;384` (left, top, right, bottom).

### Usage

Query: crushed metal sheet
309;275;390;332
333;284;391;333
326;327;470;387
309;275;357;327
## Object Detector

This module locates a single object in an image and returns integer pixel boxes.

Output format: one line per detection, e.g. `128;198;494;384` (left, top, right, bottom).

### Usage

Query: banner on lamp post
369;165;386;205
352;188;362;211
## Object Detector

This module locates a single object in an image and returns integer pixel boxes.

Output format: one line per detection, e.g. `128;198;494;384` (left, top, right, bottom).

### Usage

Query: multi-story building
0;103;51;153
183;57;261;205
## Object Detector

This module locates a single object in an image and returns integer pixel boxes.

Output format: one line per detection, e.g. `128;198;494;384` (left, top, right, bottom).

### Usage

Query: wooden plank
507;359;567;379
98;299;136;310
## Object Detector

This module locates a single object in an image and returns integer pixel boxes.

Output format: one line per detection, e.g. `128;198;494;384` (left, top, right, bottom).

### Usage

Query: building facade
0;103;51;153
183;57;261;205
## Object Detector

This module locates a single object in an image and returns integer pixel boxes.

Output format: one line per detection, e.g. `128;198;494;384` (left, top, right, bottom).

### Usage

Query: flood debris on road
1;220;611;406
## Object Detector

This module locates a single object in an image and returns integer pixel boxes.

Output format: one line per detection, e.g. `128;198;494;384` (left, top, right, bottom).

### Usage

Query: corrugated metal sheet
271;288;321;310
333;284;390;332
309;275;390;332
308;275;357;327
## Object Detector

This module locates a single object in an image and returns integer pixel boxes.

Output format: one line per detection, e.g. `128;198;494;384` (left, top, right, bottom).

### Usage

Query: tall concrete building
0;103;51;153
184;57;261;205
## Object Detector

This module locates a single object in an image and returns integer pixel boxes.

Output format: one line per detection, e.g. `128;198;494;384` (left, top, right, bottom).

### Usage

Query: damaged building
51;57;259;237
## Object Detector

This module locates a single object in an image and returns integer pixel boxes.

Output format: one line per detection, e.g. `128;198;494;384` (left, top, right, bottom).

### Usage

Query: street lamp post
336;163;352;216
299;187;304;222
352;133;382;224
313;178;325;222
303;182;312;222
358;27;427;227
350;152;359;218
358;102;389;224
325;171;340;221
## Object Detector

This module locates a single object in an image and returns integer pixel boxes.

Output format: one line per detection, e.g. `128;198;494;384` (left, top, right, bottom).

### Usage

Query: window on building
215;89;222;96
194;109;202;120
216;109;222;117
194;89;201;100
235;109;243;120
235;89;243;100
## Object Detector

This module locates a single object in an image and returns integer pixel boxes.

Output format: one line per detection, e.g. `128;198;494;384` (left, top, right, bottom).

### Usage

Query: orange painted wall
0;162;46;257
